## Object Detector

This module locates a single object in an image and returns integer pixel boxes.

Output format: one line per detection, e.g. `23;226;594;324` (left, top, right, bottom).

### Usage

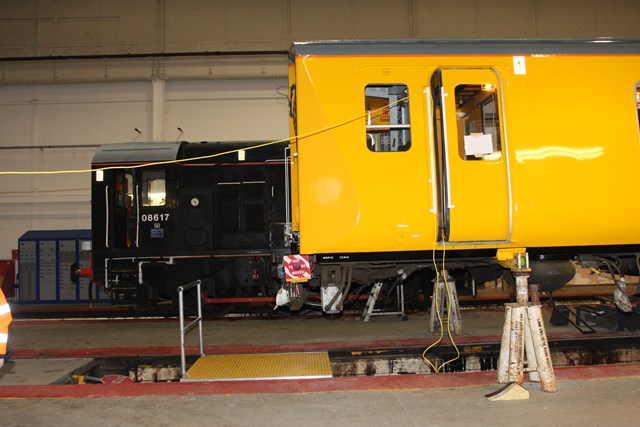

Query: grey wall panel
166;0;289;52
292;0;413;40
2;0;640;58
0;0;160;56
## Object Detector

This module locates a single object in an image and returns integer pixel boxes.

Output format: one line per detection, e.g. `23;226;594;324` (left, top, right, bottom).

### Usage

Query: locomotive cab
91;141;289;306
91;143;180;303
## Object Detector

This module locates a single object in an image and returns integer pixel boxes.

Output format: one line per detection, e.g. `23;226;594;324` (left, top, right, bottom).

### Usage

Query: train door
111;168;173;252
215;165;269;249
431;68;511;243
112;170;136;249
176;167;214;252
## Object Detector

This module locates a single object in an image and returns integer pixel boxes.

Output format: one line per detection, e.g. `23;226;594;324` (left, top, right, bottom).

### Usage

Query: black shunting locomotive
90;141;289;307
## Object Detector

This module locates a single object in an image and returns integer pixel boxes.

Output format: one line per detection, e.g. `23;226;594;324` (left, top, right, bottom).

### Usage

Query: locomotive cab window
115;172;134;208
114;171;136;249
365;84;411;152
141;170;166;206
454;84;502;160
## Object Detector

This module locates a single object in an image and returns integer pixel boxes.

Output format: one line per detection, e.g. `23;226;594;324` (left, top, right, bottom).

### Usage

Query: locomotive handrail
135;185;140;248
284;146;291;231
104;186;109;248
178;279;205;379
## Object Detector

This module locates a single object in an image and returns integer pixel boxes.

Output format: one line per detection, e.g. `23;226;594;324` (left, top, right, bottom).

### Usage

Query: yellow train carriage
286;39;640;311
289;40;640;252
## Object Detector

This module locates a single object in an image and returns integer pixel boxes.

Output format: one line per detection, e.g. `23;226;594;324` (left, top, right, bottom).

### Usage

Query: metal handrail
178;279;205;379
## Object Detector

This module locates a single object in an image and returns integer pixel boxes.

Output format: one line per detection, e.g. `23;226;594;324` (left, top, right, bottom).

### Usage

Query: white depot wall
0;78;289;258
164;79;289;143
0;81;150;259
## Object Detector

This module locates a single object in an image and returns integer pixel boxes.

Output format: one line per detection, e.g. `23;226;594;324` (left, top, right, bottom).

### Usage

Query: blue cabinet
18;230;106;303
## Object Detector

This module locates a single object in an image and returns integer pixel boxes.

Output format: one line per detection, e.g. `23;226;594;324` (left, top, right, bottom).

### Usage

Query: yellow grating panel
183;352;332;382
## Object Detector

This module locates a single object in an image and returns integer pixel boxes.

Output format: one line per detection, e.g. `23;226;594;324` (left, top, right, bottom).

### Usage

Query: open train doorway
431;68;511;243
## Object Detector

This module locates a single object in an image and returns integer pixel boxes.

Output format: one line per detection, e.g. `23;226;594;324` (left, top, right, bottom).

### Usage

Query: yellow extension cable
3;92;462;370
421;222;461;374
0;96;409;176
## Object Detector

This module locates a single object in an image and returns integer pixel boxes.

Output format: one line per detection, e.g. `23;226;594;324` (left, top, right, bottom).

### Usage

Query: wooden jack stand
428;271;463;335
496;303;556;391
487;268;557;400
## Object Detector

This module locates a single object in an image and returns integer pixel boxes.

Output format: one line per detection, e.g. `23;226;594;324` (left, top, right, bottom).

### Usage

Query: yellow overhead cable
0;96;409;176
0;139;290;176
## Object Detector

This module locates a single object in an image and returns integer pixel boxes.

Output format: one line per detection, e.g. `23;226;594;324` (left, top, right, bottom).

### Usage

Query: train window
365;84;411;152
115;175;123;207
115;173;134;208
141;170;166;206
114;172;136;249
454;84;502;160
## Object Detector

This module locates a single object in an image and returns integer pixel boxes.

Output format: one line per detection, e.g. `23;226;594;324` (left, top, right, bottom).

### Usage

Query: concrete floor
1;307;639;426
1;377;639;427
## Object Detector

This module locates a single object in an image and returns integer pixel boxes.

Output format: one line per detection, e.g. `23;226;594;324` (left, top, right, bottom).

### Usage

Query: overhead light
481;83;494;92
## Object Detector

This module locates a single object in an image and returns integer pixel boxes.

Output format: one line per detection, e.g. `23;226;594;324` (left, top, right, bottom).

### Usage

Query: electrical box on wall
17;230;106;304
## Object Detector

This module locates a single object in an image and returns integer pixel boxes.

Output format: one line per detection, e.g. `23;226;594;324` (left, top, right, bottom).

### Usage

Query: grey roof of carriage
290;38;640;58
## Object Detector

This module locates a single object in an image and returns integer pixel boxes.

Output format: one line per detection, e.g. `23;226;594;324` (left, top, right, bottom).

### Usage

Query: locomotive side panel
177;164;215;253
91;142;288;306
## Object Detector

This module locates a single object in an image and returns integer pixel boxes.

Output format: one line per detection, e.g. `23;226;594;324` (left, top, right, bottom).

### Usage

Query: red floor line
12;318;178;325
1;364;639;399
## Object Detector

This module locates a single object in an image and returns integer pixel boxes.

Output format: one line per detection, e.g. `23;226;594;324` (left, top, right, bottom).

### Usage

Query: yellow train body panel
288;40;640;258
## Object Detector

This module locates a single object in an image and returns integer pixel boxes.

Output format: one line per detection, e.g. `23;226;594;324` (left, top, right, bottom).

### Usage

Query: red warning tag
283;255;312;282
